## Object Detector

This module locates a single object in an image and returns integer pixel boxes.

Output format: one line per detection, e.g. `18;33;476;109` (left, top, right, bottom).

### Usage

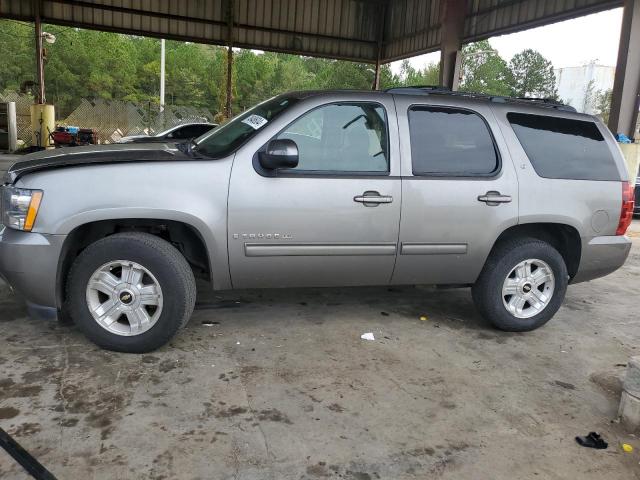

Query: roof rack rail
385;86;576;112
515;96;563;105
491;95;576;112
384;85;451;94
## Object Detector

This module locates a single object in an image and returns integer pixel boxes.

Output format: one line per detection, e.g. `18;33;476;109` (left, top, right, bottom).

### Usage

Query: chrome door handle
477;191;512;206
354;191;393;206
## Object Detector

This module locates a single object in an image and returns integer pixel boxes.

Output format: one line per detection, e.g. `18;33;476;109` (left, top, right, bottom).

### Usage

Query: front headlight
1;186;43;232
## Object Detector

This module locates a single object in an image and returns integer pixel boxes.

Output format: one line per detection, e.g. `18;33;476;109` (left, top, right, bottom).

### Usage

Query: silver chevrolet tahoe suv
0;88;635;353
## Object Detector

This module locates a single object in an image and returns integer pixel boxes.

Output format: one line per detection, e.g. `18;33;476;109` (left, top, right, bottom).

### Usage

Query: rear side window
507;112;620;181
408;106;499;176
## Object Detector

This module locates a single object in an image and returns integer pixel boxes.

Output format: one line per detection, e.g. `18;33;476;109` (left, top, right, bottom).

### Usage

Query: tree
396;59;439;87
508;49;557;98
595;88;612;124
0;20;36;92
582;79;596;113
459;41;513;96
1;19;564;121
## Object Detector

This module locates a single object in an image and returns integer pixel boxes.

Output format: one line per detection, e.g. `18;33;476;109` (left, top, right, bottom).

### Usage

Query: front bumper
571;235;632;284
0;226;66;308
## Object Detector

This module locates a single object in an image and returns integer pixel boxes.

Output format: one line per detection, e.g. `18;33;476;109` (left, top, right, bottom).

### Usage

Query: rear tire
472;237;568;332
66;232;196;353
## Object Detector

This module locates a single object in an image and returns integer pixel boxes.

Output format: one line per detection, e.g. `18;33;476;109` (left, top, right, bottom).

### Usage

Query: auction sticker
242;114;268;130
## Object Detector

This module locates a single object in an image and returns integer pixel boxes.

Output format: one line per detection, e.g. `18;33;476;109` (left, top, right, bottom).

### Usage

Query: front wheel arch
66;232;196;352
56;219;211;314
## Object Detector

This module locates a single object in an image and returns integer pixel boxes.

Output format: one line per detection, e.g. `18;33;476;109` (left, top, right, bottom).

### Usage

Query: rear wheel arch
472;236;569;331
486;223;581;280
56;219;211;312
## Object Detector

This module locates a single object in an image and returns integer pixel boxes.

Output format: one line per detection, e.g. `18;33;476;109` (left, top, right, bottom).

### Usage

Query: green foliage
595;88;612;124
508;48;557;98
459;41;513;97
0;20;35;92
458;41;557;100
0;19;394;116
392;59;440;88
0;19;558;117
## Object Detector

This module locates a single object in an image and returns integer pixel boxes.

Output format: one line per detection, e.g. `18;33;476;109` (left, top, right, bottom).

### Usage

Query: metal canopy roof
0;0;623;63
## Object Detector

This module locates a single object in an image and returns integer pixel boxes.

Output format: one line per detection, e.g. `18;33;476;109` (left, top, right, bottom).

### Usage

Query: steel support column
609;0;640;139
225;0;234;119
159;39;165;114
34;0;45;104
372;4;386;91
372;60;381;90
439;0;467;90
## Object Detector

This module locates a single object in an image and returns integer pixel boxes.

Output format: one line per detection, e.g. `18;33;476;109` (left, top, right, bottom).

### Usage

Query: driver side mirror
259;139;299;170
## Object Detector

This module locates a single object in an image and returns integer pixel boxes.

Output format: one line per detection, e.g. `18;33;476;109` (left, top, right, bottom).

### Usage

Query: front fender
18;159;234;291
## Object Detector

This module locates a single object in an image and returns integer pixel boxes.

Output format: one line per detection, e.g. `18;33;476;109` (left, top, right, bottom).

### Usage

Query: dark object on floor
575;432;608;449
201;320;220;326
195;300;248;310
554;380;576;390
0;427;57;479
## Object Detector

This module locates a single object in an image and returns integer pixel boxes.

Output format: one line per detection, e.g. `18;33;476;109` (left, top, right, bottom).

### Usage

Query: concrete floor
0;222;639;479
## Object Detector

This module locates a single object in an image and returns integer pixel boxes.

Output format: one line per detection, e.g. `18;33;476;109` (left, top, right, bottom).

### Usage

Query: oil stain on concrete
0;225;639;479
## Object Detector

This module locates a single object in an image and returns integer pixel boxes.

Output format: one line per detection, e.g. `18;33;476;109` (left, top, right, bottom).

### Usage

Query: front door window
276;103;389;173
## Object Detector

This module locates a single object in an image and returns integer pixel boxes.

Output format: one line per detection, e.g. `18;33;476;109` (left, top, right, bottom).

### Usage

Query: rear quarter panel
492;104;625;236
491;104;627;282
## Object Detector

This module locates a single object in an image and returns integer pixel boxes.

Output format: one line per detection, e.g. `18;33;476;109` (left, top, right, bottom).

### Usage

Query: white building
554;63;615;114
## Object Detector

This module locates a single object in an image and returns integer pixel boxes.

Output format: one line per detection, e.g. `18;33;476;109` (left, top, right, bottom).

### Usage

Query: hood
4;143;194;184
118;135;151;143
126;136;170;144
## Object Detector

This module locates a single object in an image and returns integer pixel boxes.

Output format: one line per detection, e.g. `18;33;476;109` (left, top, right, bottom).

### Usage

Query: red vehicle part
50;126;97;148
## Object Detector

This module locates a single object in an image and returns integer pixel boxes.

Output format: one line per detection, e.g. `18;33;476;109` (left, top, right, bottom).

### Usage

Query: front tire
472;238;568;332
66;232;196;353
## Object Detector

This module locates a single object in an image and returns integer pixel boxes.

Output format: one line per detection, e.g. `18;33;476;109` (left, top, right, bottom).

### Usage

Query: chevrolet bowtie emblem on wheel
119;292;133;304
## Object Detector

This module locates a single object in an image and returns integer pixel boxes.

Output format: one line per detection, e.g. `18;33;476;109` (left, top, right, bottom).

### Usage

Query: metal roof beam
0;0;626;65
439;0;466;90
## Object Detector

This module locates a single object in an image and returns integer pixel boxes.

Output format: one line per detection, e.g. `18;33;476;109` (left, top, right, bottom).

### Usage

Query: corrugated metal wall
383;0;442;63
0;0;381;61
0;0;622;63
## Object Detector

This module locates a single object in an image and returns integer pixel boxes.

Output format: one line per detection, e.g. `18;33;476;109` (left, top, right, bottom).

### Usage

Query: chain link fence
0;92;216;146
61;99;216;144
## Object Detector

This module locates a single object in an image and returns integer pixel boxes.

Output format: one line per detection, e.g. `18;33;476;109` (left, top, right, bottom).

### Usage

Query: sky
390;7;623;74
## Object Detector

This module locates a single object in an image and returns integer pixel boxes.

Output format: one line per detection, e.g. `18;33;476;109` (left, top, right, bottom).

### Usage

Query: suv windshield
195;96;299;158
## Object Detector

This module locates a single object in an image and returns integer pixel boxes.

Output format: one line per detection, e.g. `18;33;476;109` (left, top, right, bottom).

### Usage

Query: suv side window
408;106;499;176
507;112;620;181
276;103;389;173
